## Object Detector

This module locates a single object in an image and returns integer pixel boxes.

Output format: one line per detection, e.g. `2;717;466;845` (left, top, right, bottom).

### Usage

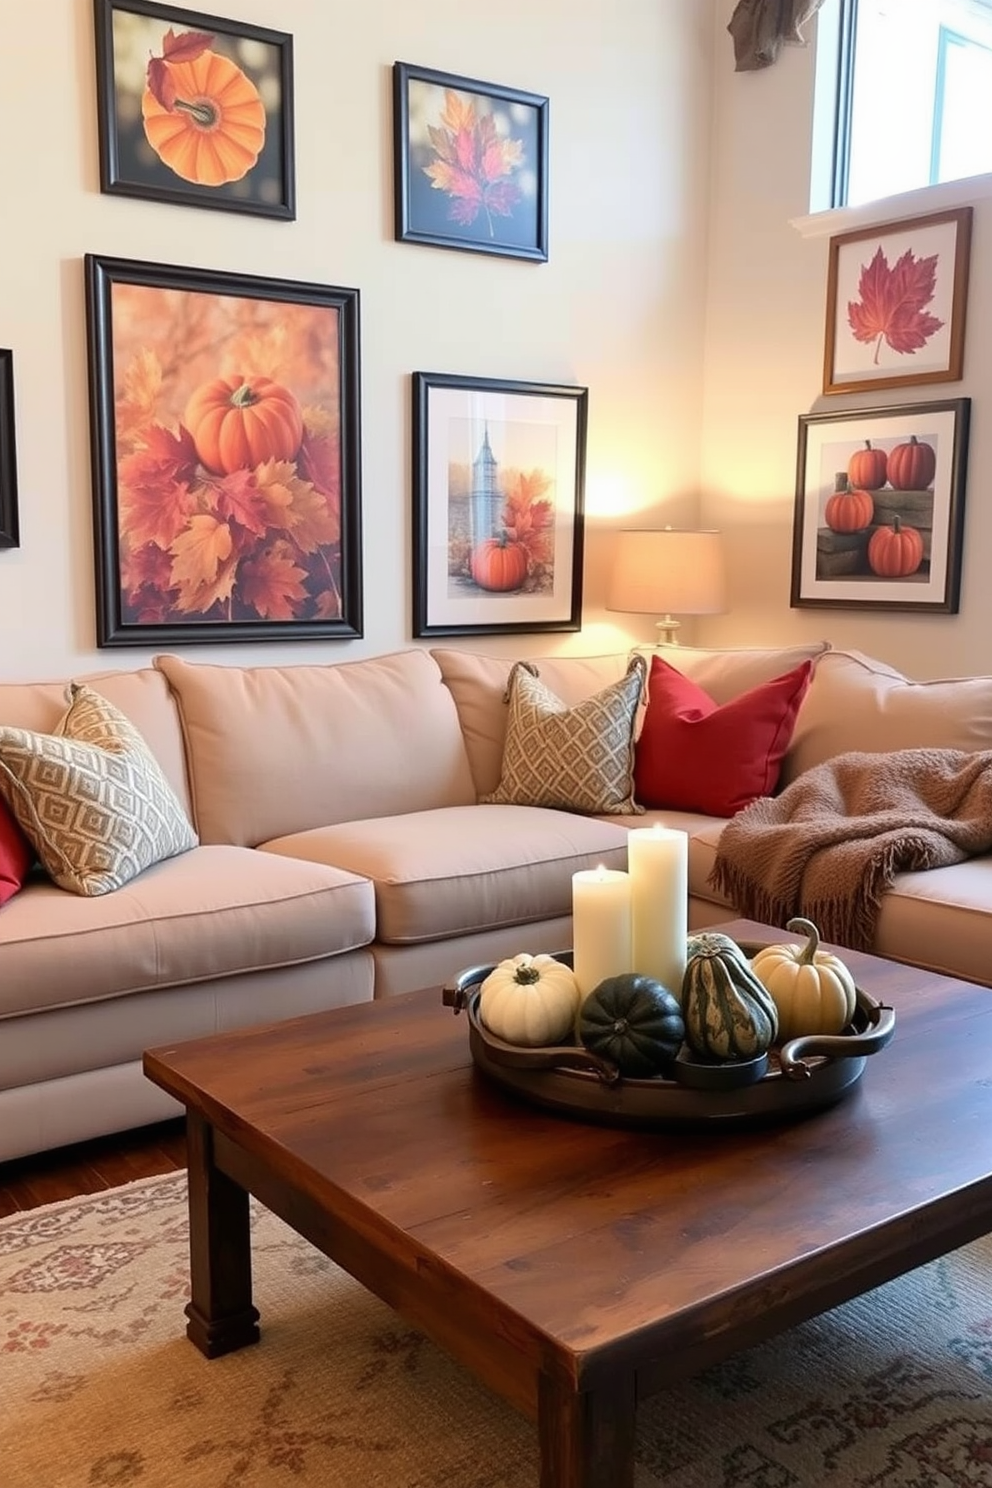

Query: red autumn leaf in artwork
423;91;524;236
146;29;214;111
846;246;945;365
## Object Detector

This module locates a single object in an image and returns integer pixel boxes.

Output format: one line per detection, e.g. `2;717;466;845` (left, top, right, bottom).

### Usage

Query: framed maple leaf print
0;351;19;549
393;63;549;262
822;208;972;395
791;399;970;614
84;255;363;646
93;0;295;220
412;373;586;636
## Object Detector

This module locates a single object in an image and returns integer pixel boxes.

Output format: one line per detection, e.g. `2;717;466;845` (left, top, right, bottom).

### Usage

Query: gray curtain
728;0;827;70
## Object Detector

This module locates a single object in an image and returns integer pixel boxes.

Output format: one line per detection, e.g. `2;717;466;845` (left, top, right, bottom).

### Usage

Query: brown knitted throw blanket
709;748;992;951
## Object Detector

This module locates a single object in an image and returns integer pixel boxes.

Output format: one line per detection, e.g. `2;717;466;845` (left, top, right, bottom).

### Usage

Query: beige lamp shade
606;528;727;644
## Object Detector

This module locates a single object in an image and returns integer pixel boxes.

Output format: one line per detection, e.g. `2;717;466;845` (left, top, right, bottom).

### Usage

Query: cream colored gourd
750;917;857;1042
478;954;581;1047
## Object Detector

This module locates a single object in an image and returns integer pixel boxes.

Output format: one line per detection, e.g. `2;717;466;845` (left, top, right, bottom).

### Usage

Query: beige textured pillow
0;684;198;896
481;655;647;814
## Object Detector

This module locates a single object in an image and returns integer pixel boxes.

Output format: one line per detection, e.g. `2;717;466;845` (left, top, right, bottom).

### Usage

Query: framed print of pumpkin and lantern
412;372;587;637
93;0;295;220
790;399;970;614
84;254;363;646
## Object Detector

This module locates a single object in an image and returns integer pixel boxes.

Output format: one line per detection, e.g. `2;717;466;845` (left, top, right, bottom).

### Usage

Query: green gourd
682;938;778;1060
579;974;685;1077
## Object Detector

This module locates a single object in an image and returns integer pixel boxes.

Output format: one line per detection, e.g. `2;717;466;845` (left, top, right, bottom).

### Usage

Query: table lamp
606;528;727;645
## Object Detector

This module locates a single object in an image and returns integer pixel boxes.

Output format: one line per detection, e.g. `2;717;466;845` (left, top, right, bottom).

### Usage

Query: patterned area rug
2;1172;992;1487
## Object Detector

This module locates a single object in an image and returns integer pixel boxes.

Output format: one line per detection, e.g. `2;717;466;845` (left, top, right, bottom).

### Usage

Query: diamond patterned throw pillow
480;654;647;815
0;684;198;896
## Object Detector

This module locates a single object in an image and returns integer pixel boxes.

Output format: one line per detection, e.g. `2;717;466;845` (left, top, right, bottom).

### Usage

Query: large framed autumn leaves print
84;255;362;646
93;0;295;220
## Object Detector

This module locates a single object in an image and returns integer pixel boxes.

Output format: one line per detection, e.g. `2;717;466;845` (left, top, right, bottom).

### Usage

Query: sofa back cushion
781;649;992;786
0;668;192;818
155;649;477;846
653;641;831;703
431;649;632;797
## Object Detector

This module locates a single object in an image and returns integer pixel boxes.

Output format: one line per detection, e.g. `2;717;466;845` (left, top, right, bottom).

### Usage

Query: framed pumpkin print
412;372;586;637
93;0;295;219
790;399;970;613
822;207;971;395
84;254;362;646
0;350;18;549
393;62;549;262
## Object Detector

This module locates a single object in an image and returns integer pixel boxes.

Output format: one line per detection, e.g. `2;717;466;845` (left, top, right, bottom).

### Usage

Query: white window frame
795;0;992;240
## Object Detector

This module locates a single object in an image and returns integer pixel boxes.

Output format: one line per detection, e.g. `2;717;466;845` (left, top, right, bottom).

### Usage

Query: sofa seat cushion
0;845;375;1019
260;804;630;944
873;860;992;985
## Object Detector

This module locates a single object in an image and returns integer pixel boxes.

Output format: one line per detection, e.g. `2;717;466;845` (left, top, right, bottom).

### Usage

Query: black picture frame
412;371;586;637
393;62;549;262
0;349;19;549
93;0;295;220
791;398;970;613
85;254;363;647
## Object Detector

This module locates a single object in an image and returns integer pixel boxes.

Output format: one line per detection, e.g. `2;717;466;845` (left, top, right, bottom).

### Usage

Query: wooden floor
0;1119;187;1218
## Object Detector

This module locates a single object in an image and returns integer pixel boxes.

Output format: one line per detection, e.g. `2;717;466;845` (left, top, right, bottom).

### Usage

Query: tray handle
442;973;621;1086
779;1003;896;1080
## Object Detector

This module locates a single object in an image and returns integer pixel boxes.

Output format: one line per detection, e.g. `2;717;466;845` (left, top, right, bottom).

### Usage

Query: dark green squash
578;974;685;1077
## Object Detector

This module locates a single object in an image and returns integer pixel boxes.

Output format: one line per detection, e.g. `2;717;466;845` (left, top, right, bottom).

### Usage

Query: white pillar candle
628;825;688;999
571;866;633;999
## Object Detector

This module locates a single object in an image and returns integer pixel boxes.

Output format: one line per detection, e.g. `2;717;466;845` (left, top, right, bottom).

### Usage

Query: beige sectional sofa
2;638;991;1162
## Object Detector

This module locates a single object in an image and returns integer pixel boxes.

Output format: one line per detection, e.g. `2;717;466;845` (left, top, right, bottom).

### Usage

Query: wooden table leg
538;1370;636;1488
183;1111;260;1357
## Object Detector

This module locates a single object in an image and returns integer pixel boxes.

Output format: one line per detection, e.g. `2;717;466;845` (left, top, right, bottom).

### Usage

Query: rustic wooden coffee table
144;918;992;1488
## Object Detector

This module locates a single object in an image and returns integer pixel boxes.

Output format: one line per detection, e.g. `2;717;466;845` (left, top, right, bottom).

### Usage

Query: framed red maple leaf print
393;63;549;262
412;373;586;636
93;0;295;221
790;399;970;614
84;255;363;646
823;208;972;395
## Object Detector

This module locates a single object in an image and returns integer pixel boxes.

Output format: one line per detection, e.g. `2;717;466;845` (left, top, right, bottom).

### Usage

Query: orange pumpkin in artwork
825;473;874;533
471;536;529;592
886;435;937;492
184;376;304;475
867;516;925;578
142;50;266;187
847;440;888;491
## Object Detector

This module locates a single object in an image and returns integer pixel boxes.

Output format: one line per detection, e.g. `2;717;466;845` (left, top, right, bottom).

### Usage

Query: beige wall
0;0;713;680
700;0;991;679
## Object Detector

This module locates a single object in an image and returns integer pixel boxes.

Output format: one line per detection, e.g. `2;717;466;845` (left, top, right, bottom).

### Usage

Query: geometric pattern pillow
0;684;198;897
480;653;646;815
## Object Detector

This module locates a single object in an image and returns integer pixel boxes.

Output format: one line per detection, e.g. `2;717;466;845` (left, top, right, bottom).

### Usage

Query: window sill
791;170;992;240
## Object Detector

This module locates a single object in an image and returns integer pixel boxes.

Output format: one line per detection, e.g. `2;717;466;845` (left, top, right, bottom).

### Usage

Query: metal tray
443;946;896;1130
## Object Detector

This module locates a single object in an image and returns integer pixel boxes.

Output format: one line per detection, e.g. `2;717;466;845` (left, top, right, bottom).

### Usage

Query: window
818;0;992;209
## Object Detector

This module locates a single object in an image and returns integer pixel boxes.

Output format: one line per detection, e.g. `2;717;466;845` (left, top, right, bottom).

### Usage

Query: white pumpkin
750;917;857;1043
478;953;581;1047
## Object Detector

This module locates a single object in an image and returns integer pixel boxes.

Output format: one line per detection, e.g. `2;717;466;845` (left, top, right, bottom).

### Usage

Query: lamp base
654;616;681;646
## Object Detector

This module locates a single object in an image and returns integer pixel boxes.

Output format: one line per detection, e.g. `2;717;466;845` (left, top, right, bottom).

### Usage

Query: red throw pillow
0;797;33;907
634;656;813;817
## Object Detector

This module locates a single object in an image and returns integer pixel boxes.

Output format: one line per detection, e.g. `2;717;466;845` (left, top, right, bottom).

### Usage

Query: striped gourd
682;936;778;1060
